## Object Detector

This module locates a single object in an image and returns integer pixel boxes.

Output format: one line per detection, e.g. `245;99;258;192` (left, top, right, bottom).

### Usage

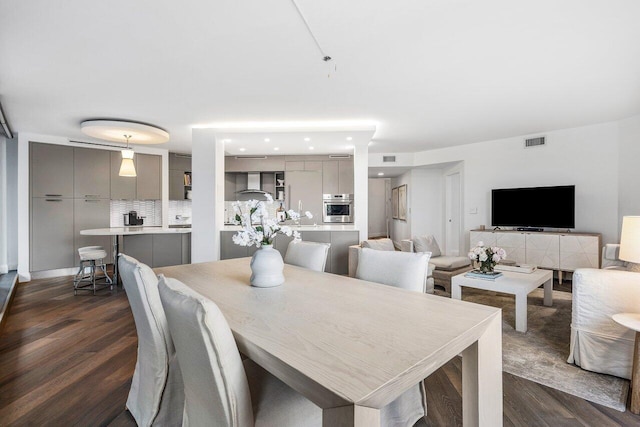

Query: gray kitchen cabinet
224;173;236;201
338;159;354;194
136;154;162;200
74;148;111;199
73;198;112;265
304;161;323;171
322;161;339;195
30;142;74;198
330;231;359;275
274;233;294;258
285;161;304;171
153;234;185;267
169;153;191;171
121;235;154;267
169;169;185;200
110;151;137;199
301;231;332;272
286;170;322;225
226;156;285;172
220;231;249;260
31;197;75;271
122;233;191;268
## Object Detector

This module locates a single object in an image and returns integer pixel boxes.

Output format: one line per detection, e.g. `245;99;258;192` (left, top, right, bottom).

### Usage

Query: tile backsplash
224;200;279;223
110;200;162;227
168;200;192;225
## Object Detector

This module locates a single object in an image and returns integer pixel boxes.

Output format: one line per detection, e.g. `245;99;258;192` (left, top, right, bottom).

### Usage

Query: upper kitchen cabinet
322;158;353;195
286;170;322;225
74;147;110;199
136;154;162;200
110;151;137;199
169;153;192;200
226;155;285;172
111;152;162;200
30;142;74;198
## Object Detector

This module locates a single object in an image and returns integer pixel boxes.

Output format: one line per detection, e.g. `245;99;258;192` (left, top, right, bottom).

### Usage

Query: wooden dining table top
155;257;501;411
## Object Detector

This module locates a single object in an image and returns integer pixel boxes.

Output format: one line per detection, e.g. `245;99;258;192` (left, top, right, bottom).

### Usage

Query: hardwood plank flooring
1;275;639;426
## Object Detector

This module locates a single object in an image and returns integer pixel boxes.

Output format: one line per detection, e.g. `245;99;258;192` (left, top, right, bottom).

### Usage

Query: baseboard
0;271;18;335
30;267;78;280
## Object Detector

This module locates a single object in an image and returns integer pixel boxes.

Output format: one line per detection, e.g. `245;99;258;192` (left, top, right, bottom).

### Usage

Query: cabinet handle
84;194;99;198
45;194;62;197
45;199;63;202
84;199;100;203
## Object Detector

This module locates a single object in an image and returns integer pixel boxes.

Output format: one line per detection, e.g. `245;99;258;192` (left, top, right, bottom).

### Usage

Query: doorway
444;170;462;256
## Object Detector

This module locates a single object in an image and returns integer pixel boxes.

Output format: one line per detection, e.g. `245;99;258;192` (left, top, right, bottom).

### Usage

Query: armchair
567;244;640;379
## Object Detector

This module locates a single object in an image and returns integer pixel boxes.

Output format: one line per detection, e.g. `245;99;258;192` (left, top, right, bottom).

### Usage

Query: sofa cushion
362;238;395;251
413;235;441;257
429;256;470;271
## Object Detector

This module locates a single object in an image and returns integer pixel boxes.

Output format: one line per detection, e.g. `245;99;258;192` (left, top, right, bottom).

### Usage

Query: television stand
516;227;544;232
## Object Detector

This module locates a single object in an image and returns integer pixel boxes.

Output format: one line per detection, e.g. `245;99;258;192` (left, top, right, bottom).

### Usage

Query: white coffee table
452;269;553;332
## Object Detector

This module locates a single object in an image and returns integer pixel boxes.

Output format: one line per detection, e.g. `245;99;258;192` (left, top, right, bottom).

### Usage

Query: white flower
479;252;488;262
477;241;484;247
492;254;500;262
265;193;274;203
304;211;313;219
468;251;475;260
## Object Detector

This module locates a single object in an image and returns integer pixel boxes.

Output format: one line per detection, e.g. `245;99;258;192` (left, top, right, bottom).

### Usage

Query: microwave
323;194;353;223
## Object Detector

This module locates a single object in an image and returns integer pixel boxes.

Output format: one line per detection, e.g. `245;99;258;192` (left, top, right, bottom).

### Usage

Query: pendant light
119;135;137;177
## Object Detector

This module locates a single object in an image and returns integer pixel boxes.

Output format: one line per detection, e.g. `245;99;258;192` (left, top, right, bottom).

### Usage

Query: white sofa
567;244;640;379
400;236;471;293
348;238;435;294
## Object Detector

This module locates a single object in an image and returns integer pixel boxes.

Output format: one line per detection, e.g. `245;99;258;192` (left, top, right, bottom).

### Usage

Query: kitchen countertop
80;226;192;236
222;224;358;232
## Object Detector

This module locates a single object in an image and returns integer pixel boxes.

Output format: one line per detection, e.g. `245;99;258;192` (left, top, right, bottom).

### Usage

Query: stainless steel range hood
237;172;270;195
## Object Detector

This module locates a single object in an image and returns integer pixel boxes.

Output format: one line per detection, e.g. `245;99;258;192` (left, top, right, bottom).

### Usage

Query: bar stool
74;246;113;295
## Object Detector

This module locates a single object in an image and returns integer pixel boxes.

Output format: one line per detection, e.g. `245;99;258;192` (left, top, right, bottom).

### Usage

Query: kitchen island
220;224;359;275
81;226;192;284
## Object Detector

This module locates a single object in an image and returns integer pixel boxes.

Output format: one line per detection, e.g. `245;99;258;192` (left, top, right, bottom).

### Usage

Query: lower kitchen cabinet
31;197;75;271
121;233;191;268
220;230;359;275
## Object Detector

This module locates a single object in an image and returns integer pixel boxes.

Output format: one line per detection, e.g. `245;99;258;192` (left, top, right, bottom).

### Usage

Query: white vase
250;244;285;287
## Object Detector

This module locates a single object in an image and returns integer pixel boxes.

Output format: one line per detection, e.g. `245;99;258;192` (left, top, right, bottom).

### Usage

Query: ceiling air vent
329;154;351;159
525;136;546;148
382;155;396;163
235;156;267;160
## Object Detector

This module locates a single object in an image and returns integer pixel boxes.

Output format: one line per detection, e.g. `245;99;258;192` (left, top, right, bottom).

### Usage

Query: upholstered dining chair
118;254;184;427
284;240;331;272
356;247;432;293
158;275;428;427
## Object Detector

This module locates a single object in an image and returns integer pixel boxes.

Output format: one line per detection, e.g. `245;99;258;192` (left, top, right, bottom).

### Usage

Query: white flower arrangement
468;241;507;272
231;194;313;247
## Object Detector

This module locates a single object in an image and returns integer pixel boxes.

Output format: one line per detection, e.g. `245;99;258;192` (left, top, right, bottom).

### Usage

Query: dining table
155;258;503;427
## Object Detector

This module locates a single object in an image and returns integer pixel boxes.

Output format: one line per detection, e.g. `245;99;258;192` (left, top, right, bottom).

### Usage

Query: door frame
443;163;464;256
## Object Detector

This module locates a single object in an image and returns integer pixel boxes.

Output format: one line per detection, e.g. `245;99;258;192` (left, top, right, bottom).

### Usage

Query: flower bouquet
468;241;507;274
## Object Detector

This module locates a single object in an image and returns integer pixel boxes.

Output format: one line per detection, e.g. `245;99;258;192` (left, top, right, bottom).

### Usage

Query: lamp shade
620;216;640;263
119;150;137;177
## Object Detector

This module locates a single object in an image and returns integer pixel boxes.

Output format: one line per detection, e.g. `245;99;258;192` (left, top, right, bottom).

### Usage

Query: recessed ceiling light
274;147;279;151
346;136;353;141
239;147;246;152
264;138;270;142
304;137;310;142
309;146;314;150
377;172;384;176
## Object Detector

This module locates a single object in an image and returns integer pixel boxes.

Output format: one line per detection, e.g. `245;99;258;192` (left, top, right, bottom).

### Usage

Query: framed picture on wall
392;187;399;219
398;184;407;221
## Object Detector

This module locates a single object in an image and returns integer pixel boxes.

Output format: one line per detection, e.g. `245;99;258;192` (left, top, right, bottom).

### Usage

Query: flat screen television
491;185;575;229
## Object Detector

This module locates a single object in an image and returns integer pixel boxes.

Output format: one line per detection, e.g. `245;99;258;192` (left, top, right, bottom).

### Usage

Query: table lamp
620;216;640;272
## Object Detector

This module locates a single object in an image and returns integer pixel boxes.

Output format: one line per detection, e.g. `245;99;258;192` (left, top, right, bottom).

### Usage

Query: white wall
410;168;444;245
6;138;18;270
413;121;622;247
0;136;6;274
368;178;388;237
618;114;640;232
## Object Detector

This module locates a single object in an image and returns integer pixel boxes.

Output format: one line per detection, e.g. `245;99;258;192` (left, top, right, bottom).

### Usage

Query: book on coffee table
465;270;503;281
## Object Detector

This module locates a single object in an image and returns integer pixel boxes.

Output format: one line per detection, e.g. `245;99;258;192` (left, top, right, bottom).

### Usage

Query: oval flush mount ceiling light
80;119;169;144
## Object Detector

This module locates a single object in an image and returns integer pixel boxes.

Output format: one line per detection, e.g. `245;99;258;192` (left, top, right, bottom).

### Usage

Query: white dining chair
158;275;427;427
356;247;432;293
157;275;322;427
118;254;184;427
284;240;331;272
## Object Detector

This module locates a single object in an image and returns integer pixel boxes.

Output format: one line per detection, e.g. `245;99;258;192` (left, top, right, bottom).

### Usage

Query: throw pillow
413;235;441;257
362;238;395;251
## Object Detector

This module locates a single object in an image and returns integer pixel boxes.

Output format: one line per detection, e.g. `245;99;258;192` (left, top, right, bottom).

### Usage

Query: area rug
443;287;630;411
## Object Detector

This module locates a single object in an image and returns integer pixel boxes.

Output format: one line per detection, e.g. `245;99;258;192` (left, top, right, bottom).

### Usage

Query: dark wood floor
1;276;639;426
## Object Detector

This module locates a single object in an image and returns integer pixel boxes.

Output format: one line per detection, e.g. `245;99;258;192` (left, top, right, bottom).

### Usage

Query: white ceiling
1;0;639;154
